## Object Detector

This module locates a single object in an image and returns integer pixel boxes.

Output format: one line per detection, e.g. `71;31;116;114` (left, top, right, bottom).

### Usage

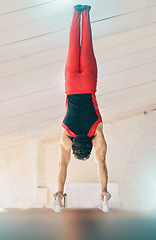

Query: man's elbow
59;159;69;170
95;145;107;163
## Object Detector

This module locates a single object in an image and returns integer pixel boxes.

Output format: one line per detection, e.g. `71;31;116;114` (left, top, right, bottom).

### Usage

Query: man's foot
74;4;91;12
74;4;82;12
82;5;91;11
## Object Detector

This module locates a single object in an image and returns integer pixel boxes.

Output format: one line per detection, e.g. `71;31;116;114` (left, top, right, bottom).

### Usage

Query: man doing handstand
53;5;111;205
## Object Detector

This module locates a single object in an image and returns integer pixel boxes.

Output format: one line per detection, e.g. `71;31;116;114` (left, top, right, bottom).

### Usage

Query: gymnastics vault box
65;183;120;209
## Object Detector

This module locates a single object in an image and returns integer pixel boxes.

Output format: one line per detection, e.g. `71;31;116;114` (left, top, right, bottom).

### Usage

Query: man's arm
92;123;111;200
58;142;71;193
53;130;72;201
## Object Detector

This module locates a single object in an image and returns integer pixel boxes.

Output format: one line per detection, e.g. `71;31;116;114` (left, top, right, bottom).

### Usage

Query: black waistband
68;134;95;142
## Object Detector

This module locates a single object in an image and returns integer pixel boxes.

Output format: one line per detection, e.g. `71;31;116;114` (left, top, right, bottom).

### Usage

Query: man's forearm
58;162;68;192
98;161;108;192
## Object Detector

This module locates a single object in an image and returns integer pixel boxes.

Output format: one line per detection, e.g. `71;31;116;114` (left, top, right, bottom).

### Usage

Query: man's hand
53;191;65;207
101;191;111;201
53;191;64;200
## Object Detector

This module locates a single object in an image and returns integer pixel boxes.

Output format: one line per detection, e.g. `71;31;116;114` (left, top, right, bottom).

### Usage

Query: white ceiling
0;0;156;145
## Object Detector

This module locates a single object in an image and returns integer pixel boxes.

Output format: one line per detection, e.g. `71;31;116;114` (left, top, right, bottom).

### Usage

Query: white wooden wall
0;0;156;211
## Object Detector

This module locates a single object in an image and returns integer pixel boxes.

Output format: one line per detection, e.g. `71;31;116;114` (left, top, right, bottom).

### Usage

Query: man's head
72;134;93;160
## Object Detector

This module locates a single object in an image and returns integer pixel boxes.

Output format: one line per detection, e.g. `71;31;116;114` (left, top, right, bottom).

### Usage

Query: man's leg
65;9;81;78
80;7;97;76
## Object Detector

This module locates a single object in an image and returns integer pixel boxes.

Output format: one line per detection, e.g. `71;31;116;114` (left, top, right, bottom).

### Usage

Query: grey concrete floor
0;208;156;240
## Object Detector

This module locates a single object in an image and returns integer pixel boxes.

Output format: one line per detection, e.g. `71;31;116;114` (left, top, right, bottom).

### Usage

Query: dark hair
72;134;93;160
